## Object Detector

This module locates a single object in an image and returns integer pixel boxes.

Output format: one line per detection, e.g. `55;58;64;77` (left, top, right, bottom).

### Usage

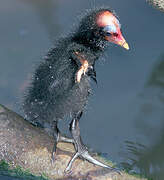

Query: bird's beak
105;31;129;50
117;35;129;50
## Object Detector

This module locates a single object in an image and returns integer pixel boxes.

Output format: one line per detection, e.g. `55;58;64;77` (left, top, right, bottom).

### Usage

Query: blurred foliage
0;160;49;180
121;55;164;180
146;55;164;88
147;0;164;12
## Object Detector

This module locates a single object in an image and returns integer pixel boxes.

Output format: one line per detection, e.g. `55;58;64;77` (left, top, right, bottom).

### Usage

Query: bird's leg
51;121;60;162
65;112;121;174
74;52;89;83
51;121;74;162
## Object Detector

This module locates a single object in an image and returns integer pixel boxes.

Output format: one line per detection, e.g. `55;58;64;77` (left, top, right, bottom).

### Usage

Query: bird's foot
65;145;121;174
51;133;74;163
65;115;121;174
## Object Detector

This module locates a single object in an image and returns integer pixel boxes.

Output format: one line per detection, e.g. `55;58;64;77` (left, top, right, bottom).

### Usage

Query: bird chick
23;7;129;173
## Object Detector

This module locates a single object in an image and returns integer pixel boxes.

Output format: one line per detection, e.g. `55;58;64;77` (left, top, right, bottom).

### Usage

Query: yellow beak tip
123;42;129;50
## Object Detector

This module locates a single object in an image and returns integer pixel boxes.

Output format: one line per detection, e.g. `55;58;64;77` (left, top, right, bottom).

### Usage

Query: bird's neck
72;32;107;53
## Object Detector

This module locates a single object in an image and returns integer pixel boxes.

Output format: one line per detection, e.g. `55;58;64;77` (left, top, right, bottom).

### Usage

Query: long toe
65;152;80;172
59;134;74;144
80;150;121;174
51;144;57;163
64;148;121;174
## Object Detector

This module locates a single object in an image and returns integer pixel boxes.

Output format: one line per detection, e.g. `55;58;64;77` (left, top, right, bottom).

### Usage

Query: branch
0;104;146;180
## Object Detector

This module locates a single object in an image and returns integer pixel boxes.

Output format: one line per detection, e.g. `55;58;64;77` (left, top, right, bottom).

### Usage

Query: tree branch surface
0;104;147;180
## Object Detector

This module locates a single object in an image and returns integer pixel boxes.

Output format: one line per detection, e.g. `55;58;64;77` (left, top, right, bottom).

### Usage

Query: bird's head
74;8;129;50
96;10;129;50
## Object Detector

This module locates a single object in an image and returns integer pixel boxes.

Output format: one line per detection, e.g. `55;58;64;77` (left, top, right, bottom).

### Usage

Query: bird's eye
103;25;116;36
106;32;111;36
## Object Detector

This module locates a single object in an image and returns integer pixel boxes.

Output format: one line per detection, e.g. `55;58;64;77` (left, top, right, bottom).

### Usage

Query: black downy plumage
23;7;129;172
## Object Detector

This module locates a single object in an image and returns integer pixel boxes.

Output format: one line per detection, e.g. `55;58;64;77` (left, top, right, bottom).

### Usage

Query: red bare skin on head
96;11;116;27
96;11;121;41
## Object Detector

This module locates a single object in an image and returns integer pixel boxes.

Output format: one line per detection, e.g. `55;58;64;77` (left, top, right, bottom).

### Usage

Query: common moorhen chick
23;7;129;172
